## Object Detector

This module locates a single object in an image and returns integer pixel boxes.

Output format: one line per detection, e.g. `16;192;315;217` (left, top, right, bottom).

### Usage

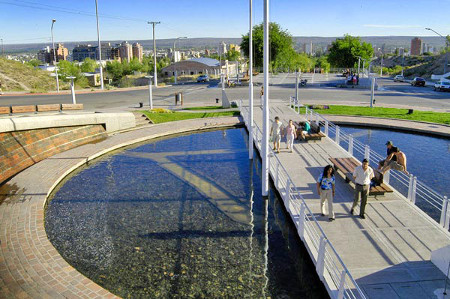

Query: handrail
240;103;366;299
300;105;450;230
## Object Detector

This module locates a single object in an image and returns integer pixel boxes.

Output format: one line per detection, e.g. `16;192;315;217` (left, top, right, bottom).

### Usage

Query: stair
132;111;153;126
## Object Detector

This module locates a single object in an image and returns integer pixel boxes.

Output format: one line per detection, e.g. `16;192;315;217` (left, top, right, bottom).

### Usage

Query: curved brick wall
0;125;107;184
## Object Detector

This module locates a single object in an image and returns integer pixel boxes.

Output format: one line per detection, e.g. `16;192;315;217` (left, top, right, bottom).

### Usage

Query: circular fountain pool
45;128;328;298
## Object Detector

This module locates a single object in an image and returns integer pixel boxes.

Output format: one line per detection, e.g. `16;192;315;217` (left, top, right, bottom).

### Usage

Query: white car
434;81;450;92
393;75;405;82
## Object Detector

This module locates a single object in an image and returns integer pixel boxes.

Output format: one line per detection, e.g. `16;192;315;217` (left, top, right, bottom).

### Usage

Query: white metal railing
295;105;450;230
240;102;366;299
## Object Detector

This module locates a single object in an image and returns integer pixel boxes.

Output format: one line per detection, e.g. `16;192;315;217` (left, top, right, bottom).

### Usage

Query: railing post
289;96;292;109
276;162;279;189
337;270;347;299
286;178;291;202
407;174;414;201
324;120;329;136
239;99;243;108
411;176;417;205
315;114;319;126
348;135;354;156
364;145;370;161
297;203;306;241
310;109;313;120
440;196;449;229
384;170;390;184
335;125;340;145
305;106;308;118
316;237;326;281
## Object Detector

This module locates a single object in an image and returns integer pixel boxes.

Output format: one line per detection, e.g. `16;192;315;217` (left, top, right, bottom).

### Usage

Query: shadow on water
45;128;328;298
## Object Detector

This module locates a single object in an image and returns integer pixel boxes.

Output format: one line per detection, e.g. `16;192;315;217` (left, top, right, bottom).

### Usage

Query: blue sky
0;0;449;44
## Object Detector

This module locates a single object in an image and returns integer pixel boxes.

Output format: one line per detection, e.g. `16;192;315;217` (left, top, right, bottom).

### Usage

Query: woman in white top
285;120;297;153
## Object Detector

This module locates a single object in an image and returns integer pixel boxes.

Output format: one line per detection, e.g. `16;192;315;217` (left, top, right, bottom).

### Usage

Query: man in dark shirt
378;141;397;169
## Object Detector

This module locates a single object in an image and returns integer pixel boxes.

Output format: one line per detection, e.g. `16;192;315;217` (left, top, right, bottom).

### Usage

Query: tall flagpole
262;0;269;196
248;0;254;160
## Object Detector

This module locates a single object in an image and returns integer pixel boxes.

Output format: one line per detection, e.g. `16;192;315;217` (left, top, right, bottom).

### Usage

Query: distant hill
3;36;446;54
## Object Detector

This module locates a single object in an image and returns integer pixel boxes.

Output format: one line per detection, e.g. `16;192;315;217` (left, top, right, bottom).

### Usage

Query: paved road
1;74;449;112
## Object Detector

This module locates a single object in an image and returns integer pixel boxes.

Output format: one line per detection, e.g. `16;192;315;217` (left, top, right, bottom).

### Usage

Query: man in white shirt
351;159;374;219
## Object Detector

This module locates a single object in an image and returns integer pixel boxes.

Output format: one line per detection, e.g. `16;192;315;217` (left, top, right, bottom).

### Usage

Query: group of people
346;73;359;86
269;116;311;153
317;140;408;221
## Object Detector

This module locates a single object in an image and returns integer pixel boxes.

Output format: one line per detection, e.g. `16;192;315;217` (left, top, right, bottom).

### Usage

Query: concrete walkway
0;116;242;298
248;102;450;299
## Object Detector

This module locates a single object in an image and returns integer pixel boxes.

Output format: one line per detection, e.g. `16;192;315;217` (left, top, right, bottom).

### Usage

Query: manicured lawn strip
141;111;240;124
183;106;225;110
298;106;450;125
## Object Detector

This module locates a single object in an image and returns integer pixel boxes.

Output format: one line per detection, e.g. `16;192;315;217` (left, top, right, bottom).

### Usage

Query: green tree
27;59;41;68
129;58;143;73
315;56;331;73
327;35;373;68
226;49;240;61
80;58;97;73
57;60;81;81
105;60;123;81
241;22;296;69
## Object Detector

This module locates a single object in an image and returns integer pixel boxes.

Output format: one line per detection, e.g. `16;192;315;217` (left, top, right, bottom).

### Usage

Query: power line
0;0;148;22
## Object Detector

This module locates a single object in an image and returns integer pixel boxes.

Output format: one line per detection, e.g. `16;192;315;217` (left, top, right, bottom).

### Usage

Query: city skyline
0;0;449;45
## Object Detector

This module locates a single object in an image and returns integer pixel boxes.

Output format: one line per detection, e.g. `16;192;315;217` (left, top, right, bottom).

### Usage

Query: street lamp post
425;27;449;74
148;21;160;87
1;38;3;56
262;0;269;196
173;37;187;84
51;19;60;93
67;76;76;104
95;0;104;90
248;0;254;160
145;75;153;109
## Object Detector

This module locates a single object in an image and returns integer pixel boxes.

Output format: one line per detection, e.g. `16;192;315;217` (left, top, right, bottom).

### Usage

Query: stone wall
0;125;107;184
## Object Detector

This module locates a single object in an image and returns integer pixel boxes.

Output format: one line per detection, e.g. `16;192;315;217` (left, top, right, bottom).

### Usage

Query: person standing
270;116;283;153
351;159;374;219
317;165;336;221
285;120;297;153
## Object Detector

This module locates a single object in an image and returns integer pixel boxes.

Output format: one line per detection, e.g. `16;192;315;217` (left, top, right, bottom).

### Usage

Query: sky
0;0;449;45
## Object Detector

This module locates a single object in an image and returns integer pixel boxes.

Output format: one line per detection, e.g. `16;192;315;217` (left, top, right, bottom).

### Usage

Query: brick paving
0;116;242;298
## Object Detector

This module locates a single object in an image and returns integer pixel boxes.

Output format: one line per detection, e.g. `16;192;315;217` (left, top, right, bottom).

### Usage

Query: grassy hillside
0;58;58;92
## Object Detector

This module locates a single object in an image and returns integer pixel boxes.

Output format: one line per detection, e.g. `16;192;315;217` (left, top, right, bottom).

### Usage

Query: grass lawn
183;106;225;110
141;111;240;124
299;105;450;125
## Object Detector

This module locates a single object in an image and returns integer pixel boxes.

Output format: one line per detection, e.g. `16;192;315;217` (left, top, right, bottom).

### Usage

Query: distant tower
411;37;422;56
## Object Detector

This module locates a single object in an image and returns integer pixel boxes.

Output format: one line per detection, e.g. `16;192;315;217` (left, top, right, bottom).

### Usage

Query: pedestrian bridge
239;100;450;299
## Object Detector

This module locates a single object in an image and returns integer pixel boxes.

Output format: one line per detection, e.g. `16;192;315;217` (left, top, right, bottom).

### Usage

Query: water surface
45;128;328;298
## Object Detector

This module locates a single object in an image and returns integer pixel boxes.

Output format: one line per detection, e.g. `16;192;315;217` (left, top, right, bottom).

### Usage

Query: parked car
411;77;426;87
196;74;209;82
434;81;450;91
393;75;405;82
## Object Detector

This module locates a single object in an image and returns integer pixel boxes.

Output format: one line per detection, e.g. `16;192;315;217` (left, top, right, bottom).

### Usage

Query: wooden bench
0;106;11;114
37;104;61;112
329;157;393;196
294;121;326;142
61;103;83;111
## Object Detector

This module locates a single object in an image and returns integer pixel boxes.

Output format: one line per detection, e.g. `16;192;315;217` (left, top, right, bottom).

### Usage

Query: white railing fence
294;105;449;230
240;101;366;299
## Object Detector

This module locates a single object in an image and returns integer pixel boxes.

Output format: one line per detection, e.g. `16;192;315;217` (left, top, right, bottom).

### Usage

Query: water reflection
45;128;328;298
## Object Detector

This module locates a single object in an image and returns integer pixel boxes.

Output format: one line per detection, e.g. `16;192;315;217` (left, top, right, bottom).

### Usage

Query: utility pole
148;21;160;87
425;27;448;74
95;0;104;90
248;0;254;160
51;19;60;93
262;0;269;196
401;49;405;76
380;55;383;77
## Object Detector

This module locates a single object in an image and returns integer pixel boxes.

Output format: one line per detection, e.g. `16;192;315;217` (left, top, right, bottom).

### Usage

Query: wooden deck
247;101;450;299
